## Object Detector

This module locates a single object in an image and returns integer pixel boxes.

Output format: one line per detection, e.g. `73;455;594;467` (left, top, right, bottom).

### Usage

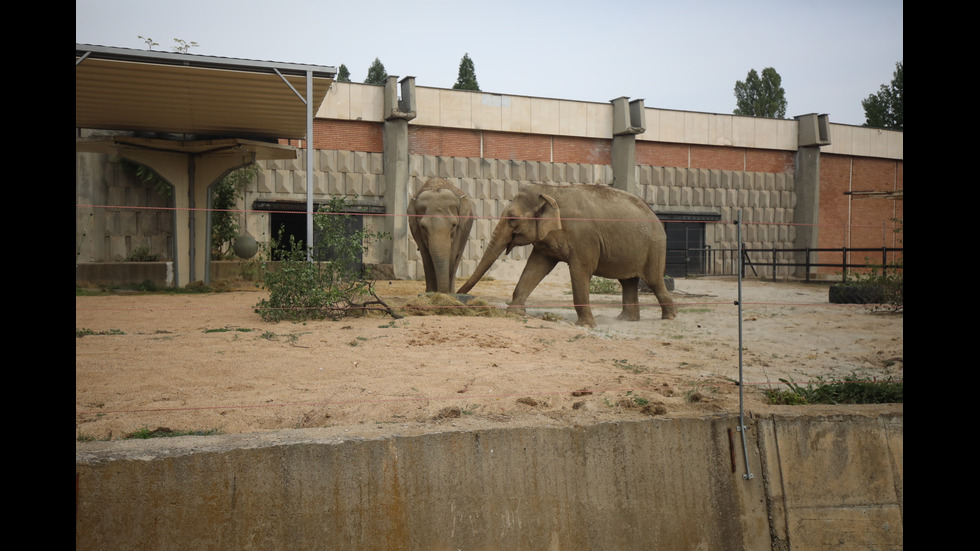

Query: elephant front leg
510;251;558;316
617;278;641;321
567;264;596;327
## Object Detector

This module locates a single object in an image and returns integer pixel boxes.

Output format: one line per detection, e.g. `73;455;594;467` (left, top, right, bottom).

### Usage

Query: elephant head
408;179;474;294
456;191;561;294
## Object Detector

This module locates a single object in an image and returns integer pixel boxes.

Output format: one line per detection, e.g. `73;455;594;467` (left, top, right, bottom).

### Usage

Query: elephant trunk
457;219;512;294
432;247;454;294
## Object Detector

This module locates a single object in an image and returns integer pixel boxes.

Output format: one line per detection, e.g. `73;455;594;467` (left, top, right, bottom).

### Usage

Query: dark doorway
658;212;720;277
256;201;364;268
269;210;308;260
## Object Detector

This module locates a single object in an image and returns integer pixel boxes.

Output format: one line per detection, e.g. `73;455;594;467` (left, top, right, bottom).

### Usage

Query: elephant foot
575;316;597;328
617;311;641;322
507;304;527;316
661;311;677;320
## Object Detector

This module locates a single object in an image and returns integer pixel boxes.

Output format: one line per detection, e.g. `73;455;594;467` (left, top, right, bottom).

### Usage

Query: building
75;46;903;287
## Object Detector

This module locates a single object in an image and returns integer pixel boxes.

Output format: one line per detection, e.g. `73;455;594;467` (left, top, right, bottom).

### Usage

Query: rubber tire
829;285;884;304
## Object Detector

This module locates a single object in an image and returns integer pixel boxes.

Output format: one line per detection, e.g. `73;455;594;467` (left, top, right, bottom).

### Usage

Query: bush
837;218;902;313
765;375;903;405
254;198;389;322
125;245;160;262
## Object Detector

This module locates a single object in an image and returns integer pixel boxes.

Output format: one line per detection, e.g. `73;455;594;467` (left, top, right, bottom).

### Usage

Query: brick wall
818;154;903;274
637;142;689;167
312;119;383;153
638;143;795;174
483;131;552;162
553;136;611;165
409;126;482;157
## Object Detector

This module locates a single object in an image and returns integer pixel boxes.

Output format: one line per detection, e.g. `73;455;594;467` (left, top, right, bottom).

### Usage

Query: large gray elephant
457;183;677;327
408;178;474;294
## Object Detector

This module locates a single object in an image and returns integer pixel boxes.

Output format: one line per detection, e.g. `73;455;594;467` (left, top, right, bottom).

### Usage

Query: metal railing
682;246;903;281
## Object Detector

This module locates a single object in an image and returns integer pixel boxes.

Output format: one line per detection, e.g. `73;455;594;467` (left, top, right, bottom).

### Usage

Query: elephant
408;178;475;294
456;183;677;327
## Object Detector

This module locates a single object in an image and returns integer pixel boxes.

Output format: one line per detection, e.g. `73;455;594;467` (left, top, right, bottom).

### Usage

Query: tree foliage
336;64;351;83
862;61;903;130
733;67;787;119
211;164;257;260
452;53;480;91
364;58;388;85
254;197;392;322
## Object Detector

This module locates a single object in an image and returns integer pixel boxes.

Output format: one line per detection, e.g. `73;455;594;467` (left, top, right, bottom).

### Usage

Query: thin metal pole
737;209;754;480
306;70;314;261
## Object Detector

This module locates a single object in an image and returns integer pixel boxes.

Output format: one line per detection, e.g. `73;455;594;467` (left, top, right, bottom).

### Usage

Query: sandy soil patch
75;271;903;441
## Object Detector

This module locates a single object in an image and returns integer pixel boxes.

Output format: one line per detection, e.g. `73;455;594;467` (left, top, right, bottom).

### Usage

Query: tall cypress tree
364;58;388;85
336;64;351;83
452;53;480;91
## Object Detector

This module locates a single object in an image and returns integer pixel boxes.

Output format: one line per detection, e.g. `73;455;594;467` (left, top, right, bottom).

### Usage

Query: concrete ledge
75;262;173;288
75;410;902;550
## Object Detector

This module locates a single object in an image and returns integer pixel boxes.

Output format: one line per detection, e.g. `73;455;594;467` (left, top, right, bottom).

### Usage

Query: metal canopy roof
75;44;336;140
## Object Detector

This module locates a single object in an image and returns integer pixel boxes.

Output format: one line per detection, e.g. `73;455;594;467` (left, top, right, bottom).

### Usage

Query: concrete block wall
75;154;174;263
75;410;903;550
637;166;798;278
247;150;389;264
251;151;801;281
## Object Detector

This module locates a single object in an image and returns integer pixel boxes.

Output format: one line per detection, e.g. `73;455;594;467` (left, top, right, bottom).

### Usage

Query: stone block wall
637;165;798;278
75;155;174;263
248;150;801;281
247;150;388;264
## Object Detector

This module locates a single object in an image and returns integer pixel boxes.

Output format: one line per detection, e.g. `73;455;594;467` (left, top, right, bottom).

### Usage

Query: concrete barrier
75;261;173;288
75;409;902;550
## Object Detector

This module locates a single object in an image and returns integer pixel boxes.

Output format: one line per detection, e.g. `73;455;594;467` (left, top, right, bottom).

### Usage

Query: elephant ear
534;194;561;238
457;194;474;234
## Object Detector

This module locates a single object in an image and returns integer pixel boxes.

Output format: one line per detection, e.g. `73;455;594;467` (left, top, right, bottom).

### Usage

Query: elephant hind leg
617;278;641;321
646;277;677;320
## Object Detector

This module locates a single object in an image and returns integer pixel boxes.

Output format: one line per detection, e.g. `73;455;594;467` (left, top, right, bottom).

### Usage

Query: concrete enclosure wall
75;410;903;550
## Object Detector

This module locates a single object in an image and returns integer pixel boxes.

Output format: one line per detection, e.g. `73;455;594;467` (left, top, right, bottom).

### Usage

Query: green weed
124;426;222;439
613;359;645;374
765;374;903;405
76;328;125;338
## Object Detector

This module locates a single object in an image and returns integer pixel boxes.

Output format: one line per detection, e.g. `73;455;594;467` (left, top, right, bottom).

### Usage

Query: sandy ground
75;268;903;441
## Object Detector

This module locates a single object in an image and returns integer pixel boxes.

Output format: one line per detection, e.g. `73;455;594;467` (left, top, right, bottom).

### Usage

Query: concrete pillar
793;114;831;278
383;76;417;279
610;97;645;197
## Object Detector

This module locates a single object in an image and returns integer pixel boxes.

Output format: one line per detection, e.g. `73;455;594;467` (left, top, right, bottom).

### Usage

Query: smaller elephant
408;178;474;294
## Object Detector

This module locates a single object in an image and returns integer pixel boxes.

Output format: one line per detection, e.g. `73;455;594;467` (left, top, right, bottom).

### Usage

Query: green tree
211;164;257;260
336;64;351;83
733;67;787;119
862;61;903;130
452;53;480;91
254;197;392;322
364;58;388;85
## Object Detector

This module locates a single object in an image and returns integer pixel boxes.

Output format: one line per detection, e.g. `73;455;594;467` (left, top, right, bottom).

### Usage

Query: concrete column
383;76;417;280
793;114;831;278
610;97;645;197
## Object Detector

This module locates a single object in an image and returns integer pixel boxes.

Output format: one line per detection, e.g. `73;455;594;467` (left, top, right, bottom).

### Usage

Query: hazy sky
76;0;903;127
